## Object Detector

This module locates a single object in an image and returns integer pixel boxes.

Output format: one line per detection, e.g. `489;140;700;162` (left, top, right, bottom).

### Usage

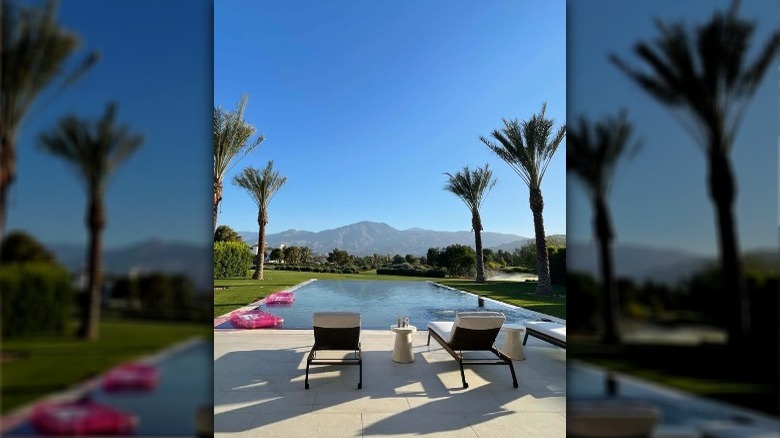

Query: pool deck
214;328;566;437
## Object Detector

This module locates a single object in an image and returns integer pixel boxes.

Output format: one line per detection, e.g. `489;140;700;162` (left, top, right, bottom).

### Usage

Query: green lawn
215;270;566;320
1;319;211;414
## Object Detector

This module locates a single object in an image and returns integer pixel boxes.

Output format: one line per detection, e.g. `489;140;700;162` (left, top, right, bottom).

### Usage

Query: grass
214;269;566;319
1;318;211;414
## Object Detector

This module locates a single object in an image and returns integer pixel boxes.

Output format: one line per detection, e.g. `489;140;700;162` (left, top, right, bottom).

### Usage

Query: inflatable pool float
230;309;284;329
265;291;295;305
102;363;160;392
31;399;136;435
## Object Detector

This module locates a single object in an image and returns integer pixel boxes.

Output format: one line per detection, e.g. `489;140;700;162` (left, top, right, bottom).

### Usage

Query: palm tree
610;1;779;343
233;161;286;280
443;164;497;283
568;111;640;344
0;0;98;254
39;103;143;340
480;104;565;295
214;94;264;231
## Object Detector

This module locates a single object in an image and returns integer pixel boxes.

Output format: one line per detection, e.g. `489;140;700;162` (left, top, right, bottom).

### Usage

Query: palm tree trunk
529;187;553;295
253;210;267;280
595;196;620;344
0;135;15;257
708;148;750;344
78;195;104;340
472;214;485;283
213;179;222;232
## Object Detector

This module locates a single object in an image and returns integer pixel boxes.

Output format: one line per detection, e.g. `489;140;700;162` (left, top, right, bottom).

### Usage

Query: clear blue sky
215;0;566;239
6;0;212;248
567;0;778;255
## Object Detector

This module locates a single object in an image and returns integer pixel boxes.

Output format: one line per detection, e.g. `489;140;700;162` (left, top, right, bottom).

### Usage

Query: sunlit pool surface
216;279;552;329
4;339;212;437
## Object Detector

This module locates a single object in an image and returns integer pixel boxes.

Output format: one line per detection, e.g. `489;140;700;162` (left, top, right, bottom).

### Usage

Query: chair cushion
451;312;505;343
427;321;454;342
525;321;566;343
312;312;361;328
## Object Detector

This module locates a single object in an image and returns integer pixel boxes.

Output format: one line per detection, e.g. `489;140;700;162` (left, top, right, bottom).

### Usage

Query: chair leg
508;360;518;388
427;331;431;346
305;348;315;390
458;359;468;389
523;331;529;346
358;359;363;389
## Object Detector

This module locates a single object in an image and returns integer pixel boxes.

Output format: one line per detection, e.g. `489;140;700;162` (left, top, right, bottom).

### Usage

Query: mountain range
49;239;212;289
238;221;548;256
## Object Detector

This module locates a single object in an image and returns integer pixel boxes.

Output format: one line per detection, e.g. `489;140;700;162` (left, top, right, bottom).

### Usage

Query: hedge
376;267;446;278
214;241;252;279
0;263;74;337
548;246;566;285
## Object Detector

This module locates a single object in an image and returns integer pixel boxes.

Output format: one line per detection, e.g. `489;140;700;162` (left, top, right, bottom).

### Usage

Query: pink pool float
31;399;136;435
230;309;284;329
265;291;295;306
102;363;160;392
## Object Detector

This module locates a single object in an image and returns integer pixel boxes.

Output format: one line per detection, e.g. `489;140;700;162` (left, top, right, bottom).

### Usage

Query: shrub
376;267;446;278
214;241;252;279
548;246;566;285
0;263;74;337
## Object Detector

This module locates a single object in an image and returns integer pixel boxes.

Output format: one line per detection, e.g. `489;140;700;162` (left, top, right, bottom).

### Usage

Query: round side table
390;325;417;363
501;324;526;361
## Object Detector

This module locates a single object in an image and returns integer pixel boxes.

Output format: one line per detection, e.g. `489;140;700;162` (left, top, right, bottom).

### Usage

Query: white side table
501;324;526;361
390;325;417;363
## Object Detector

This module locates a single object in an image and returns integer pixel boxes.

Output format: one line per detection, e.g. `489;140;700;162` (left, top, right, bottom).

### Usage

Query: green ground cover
1;319;211;414
214;270;566;320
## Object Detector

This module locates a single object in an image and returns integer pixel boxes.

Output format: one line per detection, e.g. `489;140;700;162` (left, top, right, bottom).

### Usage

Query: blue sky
215;1;566;240
567;0;778;255
6;0;212;248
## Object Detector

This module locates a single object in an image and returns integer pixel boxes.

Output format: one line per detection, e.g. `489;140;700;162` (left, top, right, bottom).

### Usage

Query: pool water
217;279;549;329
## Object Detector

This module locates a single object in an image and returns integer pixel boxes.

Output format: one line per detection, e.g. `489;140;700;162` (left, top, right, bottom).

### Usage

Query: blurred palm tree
480;104;565;295
568;110;640;344
39;103;143;340
610;0;779;343
213;94;264;231
233;161;286;280
0;0;98;254
443;164;497;283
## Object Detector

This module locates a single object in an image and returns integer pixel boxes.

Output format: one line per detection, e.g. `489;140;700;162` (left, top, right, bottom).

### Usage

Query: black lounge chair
427;311;518;389
305;311;362;390
523;321;566;349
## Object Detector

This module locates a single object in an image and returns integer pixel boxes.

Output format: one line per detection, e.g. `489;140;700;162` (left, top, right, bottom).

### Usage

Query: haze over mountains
239;221;544;256
49;239;212;289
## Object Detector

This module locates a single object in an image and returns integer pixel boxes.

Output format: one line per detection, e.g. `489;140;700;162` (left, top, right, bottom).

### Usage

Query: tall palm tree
568;111;640;344
610;1;779;343
39;103;143;340
233;161;286;280
0;0;98;254
480;104;565;295
443;164;497;283
214;94;264;231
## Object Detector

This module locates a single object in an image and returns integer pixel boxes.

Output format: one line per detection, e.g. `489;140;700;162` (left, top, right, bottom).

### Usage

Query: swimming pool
217;279;554;329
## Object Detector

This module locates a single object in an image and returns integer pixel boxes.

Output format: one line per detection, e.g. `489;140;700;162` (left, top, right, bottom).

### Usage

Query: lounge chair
524;321;566;349
427;311;518;389
305;311;362;390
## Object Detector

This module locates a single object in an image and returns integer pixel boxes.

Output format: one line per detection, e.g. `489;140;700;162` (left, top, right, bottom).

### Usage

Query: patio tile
313;391;411;413
244;412;362;437
465;411;566;438
362;412;479;437
215;391;315;414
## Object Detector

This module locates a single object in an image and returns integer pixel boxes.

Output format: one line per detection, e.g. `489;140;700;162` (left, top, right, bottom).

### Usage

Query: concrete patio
215;328;566;437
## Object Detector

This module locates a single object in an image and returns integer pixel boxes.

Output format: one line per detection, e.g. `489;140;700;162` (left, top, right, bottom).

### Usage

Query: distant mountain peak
238;221;541;256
